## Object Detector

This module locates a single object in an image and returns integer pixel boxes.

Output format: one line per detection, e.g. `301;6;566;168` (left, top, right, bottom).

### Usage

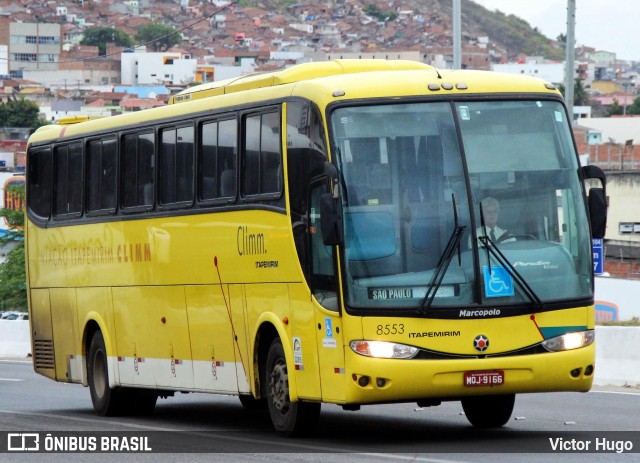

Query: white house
491;62;565;85
121;51;198;85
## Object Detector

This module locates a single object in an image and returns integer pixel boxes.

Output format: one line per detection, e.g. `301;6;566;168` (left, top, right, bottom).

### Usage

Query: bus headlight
350;340;418;359
541;330;595;352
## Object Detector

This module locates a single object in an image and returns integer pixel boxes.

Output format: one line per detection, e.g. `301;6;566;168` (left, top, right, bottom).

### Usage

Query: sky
472;0;639;61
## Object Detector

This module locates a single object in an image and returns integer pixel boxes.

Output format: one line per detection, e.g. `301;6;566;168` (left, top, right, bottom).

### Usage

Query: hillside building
120;50;198;86
0;21;61;78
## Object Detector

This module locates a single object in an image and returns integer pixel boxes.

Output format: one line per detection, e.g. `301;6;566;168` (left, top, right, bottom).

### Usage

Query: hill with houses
0;0;565;66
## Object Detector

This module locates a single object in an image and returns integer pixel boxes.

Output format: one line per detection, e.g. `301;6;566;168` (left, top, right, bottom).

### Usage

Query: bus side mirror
588;188;606;239
320;162;343;245
581;165;607;239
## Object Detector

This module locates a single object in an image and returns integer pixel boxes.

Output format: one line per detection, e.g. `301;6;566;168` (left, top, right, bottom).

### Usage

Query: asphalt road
0;359;639;462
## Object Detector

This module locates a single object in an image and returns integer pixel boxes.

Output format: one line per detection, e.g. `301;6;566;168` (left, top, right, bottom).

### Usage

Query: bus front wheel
265;338;320;436
461;394;515;428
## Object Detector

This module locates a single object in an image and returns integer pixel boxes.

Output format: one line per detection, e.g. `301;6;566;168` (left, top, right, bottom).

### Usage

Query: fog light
584;365;594;376
570;368;581;378
358;376;370;387
376;378;386;388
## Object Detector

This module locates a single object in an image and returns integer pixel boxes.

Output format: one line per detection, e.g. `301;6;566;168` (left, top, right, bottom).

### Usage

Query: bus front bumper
342;343;595;404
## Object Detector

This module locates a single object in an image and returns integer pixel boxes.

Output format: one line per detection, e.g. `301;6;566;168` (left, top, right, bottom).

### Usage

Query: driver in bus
470;197;516;247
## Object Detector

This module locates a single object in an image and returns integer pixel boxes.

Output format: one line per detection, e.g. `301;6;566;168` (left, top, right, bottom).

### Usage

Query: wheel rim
92;348;107;399
269;358;290;415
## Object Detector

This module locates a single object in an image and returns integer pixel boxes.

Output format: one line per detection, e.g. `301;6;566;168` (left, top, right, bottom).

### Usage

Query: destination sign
368;286;455;300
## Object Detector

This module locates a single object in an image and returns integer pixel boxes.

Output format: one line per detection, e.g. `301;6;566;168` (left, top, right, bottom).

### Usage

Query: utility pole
453;0;461;69
564;0;576;124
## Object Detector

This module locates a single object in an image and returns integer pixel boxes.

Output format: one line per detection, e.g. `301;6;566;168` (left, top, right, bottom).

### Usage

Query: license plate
463;370;504;387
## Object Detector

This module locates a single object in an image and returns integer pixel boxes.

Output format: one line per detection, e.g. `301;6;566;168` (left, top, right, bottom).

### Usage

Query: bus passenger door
309;181;346;403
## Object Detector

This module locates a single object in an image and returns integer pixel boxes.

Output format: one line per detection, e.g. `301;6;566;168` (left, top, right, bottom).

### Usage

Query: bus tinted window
243;111;281;197
200;118;237;201
122;132;155;209
53;142;83;218
86;137;117;214
27;147;52;220
160;125;194;206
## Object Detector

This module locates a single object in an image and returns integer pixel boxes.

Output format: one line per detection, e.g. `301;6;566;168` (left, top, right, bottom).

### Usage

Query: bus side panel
112;286;194;390
49;288;81;383
245;283;321;399
29;288;56;380
185;285;240;393
232;284;251;393
313;304;346;403
287;283;321;399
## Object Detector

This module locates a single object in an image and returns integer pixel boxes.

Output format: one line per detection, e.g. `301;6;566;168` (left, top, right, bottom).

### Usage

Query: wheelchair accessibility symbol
483;266;514;298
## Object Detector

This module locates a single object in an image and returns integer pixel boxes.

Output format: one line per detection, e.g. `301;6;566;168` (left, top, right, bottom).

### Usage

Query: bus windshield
330;100;592;311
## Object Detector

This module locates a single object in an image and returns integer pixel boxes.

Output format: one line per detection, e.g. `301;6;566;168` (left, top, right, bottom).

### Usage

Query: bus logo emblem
473;335;489;352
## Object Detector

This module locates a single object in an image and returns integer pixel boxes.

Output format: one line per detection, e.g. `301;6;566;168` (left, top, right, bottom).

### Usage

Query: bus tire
87;330;121;416
461;394;515;428
265;338;320;437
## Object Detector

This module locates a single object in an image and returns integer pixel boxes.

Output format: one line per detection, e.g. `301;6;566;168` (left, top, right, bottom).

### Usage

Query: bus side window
242;110;282;198
160;127;178;204
122;131;155;210
53;142;83;219
86;137;117;215
218;119;237;198
27;147;53;221
199;118;237;202
159;125;194;206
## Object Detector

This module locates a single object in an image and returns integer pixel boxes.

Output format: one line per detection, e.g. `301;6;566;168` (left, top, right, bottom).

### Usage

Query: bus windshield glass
330;100;592;311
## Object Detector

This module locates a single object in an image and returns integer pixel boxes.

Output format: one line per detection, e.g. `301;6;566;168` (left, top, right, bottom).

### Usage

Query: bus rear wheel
265;338;320;436
87;331;157;416
461;394;515;428
87;330;121;416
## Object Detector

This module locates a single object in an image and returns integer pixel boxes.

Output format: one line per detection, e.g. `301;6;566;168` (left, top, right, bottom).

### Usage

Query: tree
363;4;397;22
0;184;26;311
135;23;181;52
0;98;47;131
573;79;590;106
557;79;590;106
607;98;624;117
81;26;134;56
626;95;640;115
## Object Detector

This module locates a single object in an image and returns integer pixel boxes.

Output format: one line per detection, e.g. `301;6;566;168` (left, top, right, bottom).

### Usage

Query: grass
600;317;640;326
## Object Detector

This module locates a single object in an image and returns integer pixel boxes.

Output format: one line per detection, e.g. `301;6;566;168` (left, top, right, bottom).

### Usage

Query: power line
0;0;241;65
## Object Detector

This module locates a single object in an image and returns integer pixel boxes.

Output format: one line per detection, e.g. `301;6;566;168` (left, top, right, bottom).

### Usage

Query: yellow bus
26;59;607;436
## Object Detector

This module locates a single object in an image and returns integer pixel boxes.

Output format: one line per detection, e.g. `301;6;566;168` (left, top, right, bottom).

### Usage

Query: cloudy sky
472;0;639;61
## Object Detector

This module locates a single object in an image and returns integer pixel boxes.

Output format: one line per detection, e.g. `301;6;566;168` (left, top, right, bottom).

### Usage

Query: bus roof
168;59;433;105
27;60;560;145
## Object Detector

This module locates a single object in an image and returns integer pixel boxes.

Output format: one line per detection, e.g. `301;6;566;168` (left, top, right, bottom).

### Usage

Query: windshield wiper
419;195;465;315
